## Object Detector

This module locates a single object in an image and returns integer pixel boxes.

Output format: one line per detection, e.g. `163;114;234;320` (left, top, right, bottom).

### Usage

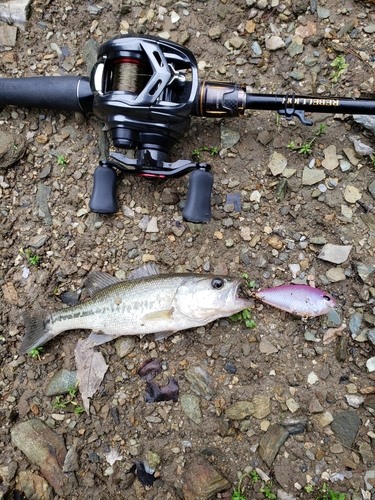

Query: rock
317;6;330;18
114;337;136;358
18;470;53;500
366;357;375;373
353;115;375;135
265;35;285;51
0;23;17;46
307;372;319;385
63;447;79;472
208;26;222;40
318;244;352;264
311;411;334;428
45;369;77;397
182;455;230;500
331;410;360;448
259;424;289;467
364;470;375;490
228;36;245;49
345;395;364;408
344;185;361;203
0;0;32;24
161;187;180;205
11;420;76;497
268;152;287;176
281;416;307;435
220;126;240;148
369;179;375;200
185;366;214;399
259;337;279;354
0;131;26;171
225;401;254;420
356;262;375;284
180;394;202;425
286;398;300;413
252;395;271;419
343;147;360;166
326;267;346;282
287;38;304;57
146;216;159;233
351;138;374;156
309;397;324;414
301;167;325;185
349;312;363;338
322;145;338;170
36;183;52;225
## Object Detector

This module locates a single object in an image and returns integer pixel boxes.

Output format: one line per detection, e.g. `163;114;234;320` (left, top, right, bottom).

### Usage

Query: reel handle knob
89;162;118;213
183;167;213;223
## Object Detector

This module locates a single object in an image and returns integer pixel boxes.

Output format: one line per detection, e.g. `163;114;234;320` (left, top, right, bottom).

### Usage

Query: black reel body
88;35;213;222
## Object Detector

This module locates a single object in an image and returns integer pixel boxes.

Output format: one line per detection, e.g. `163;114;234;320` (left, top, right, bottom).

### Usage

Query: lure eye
211;277;224;290
323;295;331;301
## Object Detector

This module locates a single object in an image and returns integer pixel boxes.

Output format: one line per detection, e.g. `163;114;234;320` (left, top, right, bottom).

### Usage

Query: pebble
114;337;136;358
259;337;279;354
220;126;240;148
259;424;289;467
265;35;285;51
307;372;319;385
45;369;77;397
286;398;300;413
225;401;255;420
252;395;271;419
180;394;202;425
322;145;338;170
349;312;363;338
185;366;214;399
345;395;365;408
311;411;333;428
331;410;361;448
182;455;230;500
317;6;330;19
302;167;325;185
326;267;346;282
366;357;375;373
11;420;75;497
318;244;352;264
268;151;287;176
356;262;374;284
344;185;361;203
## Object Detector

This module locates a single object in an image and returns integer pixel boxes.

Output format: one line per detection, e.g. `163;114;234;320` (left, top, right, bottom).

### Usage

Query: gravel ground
1;0;375;499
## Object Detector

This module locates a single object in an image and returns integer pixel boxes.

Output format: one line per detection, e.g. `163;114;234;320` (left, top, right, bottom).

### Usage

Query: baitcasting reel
1;34;375;222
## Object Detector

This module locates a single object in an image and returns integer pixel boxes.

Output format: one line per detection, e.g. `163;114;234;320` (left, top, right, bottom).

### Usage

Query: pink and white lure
254;284;340;324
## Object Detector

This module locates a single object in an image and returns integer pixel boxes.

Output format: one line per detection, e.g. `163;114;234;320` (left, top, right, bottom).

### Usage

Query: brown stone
182;455;230;500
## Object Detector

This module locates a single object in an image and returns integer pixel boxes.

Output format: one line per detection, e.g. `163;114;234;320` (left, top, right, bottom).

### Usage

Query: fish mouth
233;279;253;307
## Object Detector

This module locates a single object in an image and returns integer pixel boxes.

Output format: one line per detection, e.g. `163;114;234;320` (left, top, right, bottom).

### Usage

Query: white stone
344;185;361;203
322;145;338;170
265;35;285;51
268;151;287;176
318;243;352;264
307;372;319;385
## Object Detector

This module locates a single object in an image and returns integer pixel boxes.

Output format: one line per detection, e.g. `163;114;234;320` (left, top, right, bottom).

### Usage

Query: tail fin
20;312;54;355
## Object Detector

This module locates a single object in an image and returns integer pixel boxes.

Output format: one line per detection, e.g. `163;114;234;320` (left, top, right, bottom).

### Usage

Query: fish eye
323;295;331;301
211;277;224;290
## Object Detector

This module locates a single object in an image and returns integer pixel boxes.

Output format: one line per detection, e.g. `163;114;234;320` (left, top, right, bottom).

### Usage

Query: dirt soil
1;0;375;499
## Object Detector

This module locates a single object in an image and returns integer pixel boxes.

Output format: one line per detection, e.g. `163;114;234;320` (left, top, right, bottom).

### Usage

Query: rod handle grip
183;168;213;223
89;163;118;213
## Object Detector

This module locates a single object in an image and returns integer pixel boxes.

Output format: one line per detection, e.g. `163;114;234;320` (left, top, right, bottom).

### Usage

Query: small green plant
231;473;252;500
28;347;43;359
249;471;260;483
304;484;314;493
287;124;327;156
317;483;346;500
330;55;349;83
49;151;69;172
53;384;85;417
191;145;218;162
260;482;276;499
20;248;40;266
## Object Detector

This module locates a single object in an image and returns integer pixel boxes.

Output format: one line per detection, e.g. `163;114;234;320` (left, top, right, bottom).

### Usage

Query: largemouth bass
19;263;251;355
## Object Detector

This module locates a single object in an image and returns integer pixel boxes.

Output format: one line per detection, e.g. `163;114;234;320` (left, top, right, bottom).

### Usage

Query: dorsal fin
127;262;160;280
85;271;119;297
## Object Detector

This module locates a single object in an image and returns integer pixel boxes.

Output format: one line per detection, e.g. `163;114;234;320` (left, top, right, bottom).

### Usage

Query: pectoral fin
154;331;177;342
142;309;174;323
83;332;117;349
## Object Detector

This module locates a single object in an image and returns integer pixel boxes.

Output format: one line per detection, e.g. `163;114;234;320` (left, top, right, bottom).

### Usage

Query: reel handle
183;168;213;223
89;162;118;214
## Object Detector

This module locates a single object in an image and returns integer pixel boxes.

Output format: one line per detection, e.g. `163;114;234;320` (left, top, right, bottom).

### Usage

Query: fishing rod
1;34;374;223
